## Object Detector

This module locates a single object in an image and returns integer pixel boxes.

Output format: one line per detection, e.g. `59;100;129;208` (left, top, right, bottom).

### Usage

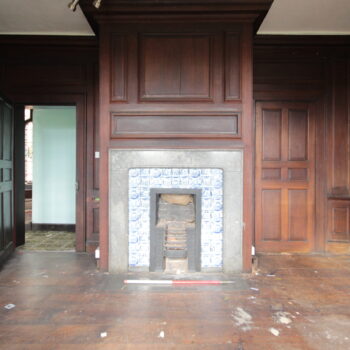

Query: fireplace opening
150;189;201;272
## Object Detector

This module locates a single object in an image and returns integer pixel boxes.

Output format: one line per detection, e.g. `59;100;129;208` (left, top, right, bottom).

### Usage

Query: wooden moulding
110;112;241;139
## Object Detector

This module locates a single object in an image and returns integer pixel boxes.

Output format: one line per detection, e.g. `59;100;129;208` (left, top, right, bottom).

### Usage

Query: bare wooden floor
1;252;350;350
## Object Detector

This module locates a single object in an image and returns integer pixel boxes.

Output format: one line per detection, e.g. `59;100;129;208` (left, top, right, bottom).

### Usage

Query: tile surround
128;168;223;268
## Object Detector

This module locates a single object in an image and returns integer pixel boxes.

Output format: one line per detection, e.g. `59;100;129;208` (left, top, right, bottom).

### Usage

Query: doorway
23;106;76;251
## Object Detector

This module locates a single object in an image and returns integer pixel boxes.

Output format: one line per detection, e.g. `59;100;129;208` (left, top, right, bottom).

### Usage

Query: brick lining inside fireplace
150;188;202;272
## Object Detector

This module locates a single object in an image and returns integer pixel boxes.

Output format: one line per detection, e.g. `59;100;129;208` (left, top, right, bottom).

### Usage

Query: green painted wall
32;107;76;224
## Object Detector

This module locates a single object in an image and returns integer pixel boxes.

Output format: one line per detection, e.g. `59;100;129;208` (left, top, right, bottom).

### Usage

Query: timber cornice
80;0;273;31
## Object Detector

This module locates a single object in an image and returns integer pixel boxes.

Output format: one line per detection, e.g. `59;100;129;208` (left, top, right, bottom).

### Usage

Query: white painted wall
32;106;76;224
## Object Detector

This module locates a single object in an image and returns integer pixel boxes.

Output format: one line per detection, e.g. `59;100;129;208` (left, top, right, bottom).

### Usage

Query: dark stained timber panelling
111;113;240;138
110;34;128;102
225;32;241;100
1;63;85;87
139;34;213;101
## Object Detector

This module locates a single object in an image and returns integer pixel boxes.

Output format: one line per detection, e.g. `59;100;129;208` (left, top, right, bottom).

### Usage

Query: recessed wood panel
262;168;281;180
288;168;307;181
111;114;240;138
331;60;350;192
3;105;12;161
93;208;100;234
225;32;241;100
110;34;127;101
288;189;308;241
140;34;212;101
262;109;281;161
288;109;308;161
1;64;85;87
3;169;11;182
328;201;350;242
262;189;281;241
3;190;12;246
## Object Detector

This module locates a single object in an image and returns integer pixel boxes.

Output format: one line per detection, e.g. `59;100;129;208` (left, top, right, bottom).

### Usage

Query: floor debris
232;307;253;331
269;328;280;336
4;304;16;310
274;311;293;325
158;331;165;338
100;332;107;338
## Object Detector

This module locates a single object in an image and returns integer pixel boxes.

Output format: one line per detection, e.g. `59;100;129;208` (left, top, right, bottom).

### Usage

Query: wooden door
0;97;14;265
255;102;315;252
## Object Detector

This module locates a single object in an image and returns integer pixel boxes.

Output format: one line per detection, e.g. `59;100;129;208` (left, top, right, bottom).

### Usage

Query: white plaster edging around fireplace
109;149;243;273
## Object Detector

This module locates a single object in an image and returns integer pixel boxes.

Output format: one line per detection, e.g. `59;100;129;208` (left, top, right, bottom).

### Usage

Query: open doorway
23;106;76;251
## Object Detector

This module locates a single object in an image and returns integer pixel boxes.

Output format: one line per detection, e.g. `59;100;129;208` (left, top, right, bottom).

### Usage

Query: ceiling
258;0;350;35
0;0;94;36
0;0;349;36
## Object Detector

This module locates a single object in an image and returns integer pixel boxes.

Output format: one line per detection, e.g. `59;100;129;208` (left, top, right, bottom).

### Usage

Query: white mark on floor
100;332;107;338
4;304;16;310
158;331;165;338
274;311;293;325
269;328;280;336
232;307;253;331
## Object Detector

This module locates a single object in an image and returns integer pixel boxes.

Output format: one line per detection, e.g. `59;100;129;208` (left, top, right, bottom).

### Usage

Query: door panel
255;102;315;252
0;97;14;265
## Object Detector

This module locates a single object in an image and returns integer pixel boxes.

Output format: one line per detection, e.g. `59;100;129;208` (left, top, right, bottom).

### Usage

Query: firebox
150;188;202;272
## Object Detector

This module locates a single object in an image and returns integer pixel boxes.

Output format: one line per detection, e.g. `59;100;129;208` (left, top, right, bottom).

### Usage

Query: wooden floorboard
1;251;350;349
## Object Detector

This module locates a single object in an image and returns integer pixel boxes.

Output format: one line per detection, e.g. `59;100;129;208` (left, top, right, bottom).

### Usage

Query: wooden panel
111;114;240;138
261;190;281;241
262;109;281;161
225;32;241;100
327;200;350;242
1;64;85;87
93;208;100;234
288;189;308;241
0;97;14;265
262;168;281;180
329;59;350;194
288;109;308;161
288;168;307;181
110;35;127;101
140;34;212;101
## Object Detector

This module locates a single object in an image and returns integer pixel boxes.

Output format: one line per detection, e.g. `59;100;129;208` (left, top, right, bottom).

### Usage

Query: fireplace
109;149;243;273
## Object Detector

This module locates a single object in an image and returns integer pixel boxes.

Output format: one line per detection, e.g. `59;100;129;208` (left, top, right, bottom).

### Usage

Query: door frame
13;93;87;252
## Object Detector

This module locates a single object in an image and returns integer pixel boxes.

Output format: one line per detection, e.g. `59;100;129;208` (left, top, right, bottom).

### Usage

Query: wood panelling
255;102;315;253
111;113;240;138
225;32;241;100
110;35;128;102
140;34;213;101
